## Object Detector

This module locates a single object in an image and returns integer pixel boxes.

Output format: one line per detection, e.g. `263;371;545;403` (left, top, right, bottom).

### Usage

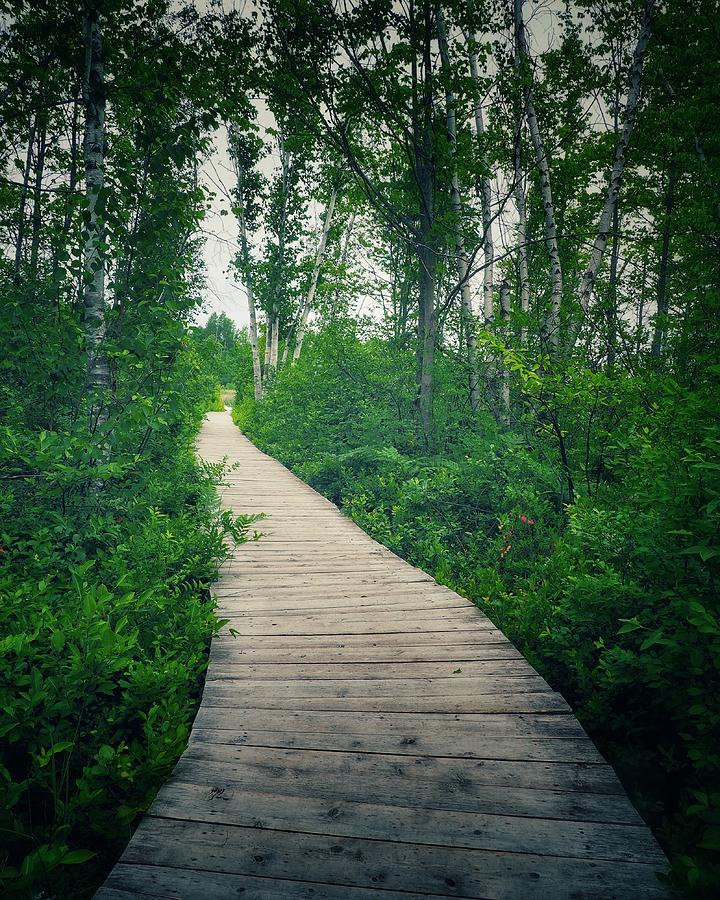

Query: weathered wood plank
120;817;669;899
204;659;532;680
178;744;628;796
151;782;664;863
207;642;522;664
100;864;438;899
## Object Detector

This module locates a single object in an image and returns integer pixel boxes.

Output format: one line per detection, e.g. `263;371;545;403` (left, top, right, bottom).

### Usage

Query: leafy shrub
205;386;226;412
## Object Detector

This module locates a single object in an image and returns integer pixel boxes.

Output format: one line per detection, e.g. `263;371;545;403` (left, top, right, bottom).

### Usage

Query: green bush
206;386;226;412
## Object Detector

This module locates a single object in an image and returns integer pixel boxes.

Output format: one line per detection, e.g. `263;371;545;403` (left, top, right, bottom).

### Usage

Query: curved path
97;410;669;899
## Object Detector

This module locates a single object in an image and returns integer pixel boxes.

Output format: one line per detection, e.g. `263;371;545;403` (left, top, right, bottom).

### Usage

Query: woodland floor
95;410;671;899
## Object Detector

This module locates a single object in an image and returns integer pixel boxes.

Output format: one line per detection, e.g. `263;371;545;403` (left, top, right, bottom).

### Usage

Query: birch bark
652;157;676;358
29;122;47;278
577;0;655;315
266;136;292;379
13;117;36;279
513;0;563;353
82;0;109;430
512;62;530;346
499;277;512;417
228;128;263;398
465;32;494;328
415;0;437;448
438;9;480;411
293;186;337;363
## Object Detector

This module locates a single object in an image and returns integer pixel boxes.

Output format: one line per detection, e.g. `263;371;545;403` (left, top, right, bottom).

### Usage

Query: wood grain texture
96;411;670;899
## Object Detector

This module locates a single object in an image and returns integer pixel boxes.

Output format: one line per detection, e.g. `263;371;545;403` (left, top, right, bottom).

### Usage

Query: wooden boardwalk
97;410;669;899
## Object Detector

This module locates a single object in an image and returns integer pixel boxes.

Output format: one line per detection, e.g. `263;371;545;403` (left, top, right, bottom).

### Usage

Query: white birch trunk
512;78;530;346
292;186;337;363
263;320;272;373
82;1;109;430
228;128;263;399
500;277;512;417
266;137;292;380
269;316;279;372
466;33;495;328
13;117;36;278
514;0;563;353
438;9;480;412
576;0;656;314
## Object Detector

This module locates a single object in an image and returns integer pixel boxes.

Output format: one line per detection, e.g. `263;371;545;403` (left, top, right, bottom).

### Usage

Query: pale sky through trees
196;0;575;333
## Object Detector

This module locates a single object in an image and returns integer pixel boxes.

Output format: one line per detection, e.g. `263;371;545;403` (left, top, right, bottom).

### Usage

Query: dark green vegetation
0;2;254;897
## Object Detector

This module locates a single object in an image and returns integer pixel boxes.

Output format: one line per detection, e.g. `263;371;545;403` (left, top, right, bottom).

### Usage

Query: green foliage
206;386;226;412
193;313;252;389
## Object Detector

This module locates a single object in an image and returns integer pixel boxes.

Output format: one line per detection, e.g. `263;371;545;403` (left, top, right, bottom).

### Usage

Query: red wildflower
520;515;527;523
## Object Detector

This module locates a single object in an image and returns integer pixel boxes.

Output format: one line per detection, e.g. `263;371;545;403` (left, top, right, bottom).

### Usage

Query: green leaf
60;849;96;865
639;628;665;652
679;545;719;561
51;630;65;651
698;827;720;851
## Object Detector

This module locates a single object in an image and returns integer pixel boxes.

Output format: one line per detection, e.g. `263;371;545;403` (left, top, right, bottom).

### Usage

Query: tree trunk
13;116;36;279
266;136;292;381
417;240;436;447
499;277;511;418
414;0;437;448
652;157;676;358
269;315;280;373
438;9;480;412
512;84;530;346
577;0;656;317
82;0;109;432
293;186;337;363
606;203;620;367
29;122;47;279
228;128;263;399
465;32;495;329
331;209;355;319
51;93;80;304
264;320;272;373
514;0;563;354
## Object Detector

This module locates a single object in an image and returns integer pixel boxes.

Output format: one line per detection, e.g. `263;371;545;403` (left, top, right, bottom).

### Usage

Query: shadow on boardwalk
96;410;670;899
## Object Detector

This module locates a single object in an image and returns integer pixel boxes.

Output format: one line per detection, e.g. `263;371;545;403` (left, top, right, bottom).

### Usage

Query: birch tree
228;126;264;398
575;0;657;317
82;0;109;431
513;0;563;354
438;8;480;412
465;32;495;330
293;184;337;363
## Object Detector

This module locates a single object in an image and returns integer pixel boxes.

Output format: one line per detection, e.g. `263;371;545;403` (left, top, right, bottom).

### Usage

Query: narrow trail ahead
97;410;669;899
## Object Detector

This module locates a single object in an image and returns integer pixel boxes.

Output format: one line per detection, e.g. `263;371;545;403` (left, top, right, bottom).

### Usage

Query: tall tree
82;0;109;431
